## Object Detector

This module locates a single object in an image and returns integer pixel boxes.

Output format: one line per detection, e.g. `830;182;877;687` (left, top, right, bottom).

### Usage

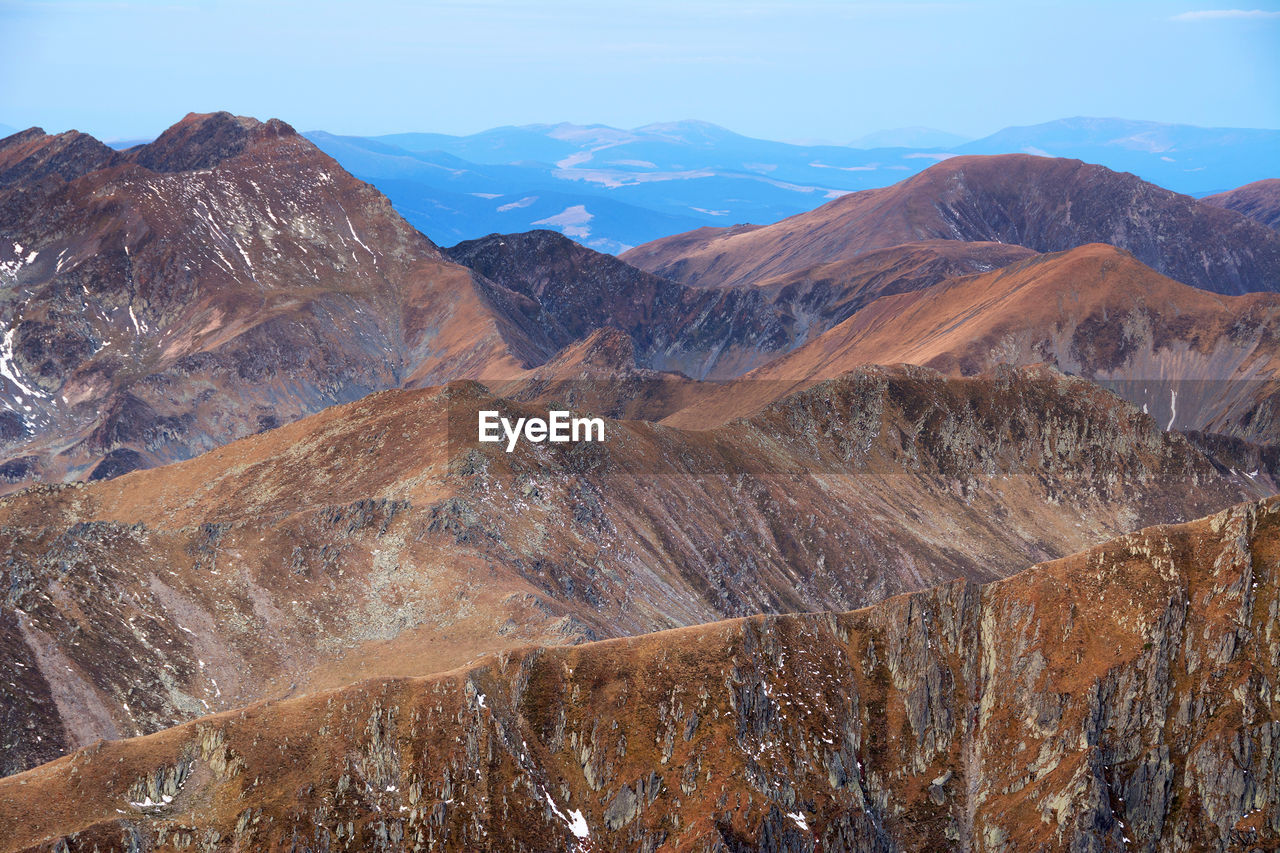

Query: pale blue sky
2;0;1277;142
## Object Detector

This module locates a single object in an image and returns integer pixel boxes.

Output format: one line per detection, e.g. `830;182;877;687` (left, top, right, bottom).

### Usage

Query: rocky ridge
663;244;1280;450
0;120;1053;486
2;494;1277;851
450;230;1035;380
0;365;1257;778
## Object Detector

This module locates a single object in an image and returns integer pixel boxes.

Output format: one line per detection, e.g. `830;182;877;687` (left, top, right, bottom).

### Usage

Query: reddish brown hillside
667;244;1280;443
0;113;529;488
486;327;704;421
622;154;1280;295
750;239;1037;344
0;366;1253;777
2;496;1277;851
1202;177;1280;230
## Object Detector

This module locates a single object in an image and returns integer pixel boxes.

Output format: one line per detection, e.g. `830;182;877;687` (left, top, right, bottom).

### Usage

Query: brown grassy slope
485;326;705;421
1;495;1276;851
665;244;1280;442
1203;178;1280;230
622;154;1280;295
748;239;1037;342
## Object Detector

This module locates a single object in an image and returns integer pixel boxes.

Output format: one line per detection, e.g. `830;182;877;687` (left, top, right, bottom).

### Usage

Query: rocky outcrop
450;229;796;379
0;128;118;189
124;111;292;173
3;495;1277;851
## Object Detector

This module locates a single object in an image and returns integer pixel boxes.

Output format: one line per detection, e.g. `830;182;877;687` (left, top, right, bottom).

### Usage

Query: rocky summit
0;113;528;487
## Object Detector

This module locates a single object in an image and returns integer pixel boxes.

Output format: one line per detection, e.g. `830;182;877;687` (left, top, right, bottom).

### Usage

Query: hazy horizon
2;0;1278;143
4;114;1280;151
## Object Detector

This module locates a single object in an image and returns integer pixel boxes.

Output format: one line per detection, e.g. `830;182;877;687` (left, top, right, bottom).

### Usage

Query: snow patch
345;215;376;263
543;789;590;839
566;809;590;839
0;327;40;398
130;793;173;809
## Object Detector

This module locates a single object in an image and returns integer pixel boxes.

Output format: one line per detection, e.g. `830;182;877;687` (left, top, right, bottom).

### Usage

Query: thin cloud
1171;9;1280;21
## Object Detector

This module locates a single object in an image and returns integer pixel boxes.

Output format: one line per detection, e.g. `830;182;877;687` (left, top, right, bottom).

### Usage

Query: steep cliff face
449;230;795;380
622;154;1280;295
448;231;1034;380
0;366;1255;778
3;496;1277;852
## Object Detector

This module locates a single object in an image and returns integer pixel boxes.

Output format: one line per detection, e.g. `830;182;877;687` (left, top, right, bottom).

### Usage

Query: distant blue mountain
306;122;940;252
105;137;159;151
306;131;710;253
956;117;1280;196
849;126;971;149
5;116;1269;252
305;117;1279;254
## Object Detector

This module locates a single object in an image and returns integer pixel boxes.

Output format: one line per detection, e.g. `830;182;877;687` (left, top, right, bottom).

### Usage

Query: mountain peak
847;125;971;149
0;126;46;146
128;111;299;173
628;152;1280;295
0;126;119;188
634;119;743;145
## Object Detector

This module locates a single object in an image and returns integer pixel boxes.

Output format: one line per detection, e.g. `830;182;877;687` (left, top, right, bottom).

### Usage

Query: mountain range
1;111;1279;850
4;114;1280;482
667;245;1280;442
620;153;1280;294
293;117;1280;253
0;114;529;486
